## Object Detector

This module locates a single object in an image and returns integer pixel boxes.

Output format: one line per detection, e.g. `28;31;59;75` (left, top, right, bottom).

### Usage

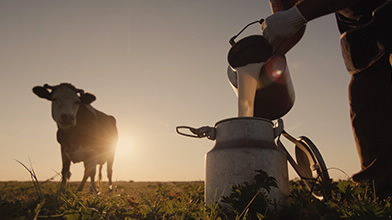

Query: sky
0;0;358;183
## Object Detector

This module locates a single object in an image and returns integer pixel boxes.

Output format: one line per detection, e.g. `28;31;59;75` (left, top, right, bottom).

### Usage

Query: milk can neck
214;117;275;143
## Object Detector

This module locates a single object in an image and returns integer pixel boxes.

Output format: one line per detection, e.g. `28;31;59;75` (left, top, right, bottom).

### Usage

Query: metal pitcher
227;20;295;120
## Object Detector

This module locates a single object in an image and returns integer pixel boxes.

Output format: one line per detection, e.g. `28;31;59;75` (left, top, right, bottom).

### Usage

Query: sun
115;135;134;157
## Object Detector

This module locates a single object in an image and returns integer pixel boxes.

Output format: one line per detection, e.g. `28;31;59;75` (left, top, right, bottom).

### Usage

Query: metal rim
215;117;273;127
295;136;331;200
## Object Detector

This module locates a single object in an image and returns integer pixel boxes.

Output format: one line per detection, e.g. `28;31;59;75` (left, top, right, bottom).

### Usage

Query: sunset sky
0;0;358;182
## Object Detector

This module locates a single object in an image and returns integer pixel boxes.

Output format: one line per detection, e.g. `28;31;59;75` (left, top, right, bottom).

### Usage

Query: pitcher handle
229;19;264;45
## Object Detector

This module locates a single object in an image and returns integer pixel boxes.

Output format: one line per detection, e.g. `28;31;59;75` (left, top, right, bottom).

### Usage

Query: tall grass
15;159;43;200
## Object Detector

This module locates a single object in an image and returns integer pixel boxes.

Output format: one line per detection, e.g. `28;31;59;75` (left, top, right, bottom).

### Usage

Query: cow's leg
98;164;103;189
89;161;98;193
107;158;114;192
77;160;97;193
60;150;71;193
77;168;89;192
78;159;98;193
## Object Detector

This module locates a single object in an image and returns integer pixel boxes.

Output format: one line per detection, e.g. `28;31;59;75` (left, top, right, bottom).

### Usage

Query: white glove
262;6;307;47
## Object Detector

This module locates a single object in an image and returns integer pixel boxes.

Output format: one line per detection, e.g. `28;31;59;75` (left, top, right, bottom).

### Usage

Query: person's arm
296;0;359;21
262;0;359;49
270;0;298;12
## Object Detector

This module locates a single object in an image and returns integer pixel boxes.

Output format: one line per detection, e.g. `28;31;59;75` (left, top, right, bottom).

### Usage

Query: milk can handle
176;126;216;140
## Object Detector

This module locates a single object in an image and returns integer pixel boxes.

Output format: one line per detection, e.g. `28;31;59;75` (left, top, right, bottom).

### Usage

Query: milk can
177;117;289;206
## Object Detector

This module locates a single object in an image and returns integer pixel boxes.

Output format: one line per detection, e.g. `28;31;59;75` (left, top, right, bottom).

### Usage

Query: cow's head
33;83;96;130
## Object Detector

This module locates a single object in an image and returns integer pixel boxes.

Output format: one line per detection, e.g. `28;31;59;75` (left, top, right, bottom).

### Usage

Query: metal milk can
177;117;289;206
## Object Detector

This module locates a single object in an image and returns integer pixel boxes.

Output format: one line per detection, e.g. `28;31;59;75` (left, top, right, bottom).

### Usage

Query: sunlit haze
0;0;358;182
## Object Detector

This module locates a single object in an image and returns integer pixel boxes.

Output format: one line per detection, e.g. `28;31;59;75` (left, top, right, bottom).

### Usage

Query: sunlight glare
116;135;134;158
271;69;283;78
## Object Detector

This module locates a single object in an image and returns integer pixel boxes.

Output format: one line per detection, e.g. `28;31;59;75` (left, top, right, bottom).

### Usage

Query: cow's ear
80;93;96;104
32;86;52;101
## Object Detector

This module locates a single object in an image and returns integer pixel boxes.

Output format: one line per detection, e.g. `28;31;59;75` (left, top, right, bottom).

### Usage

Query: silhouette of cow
33;83;118;192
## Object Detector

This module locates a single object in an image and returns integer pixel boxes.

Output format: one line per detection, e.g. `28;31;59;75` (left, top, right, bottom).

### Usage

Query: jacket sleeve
269;0;299;12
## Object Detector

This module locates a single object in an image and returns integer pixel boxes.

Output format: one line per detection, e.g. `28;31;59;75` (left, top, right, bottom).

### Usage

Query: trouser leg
350;54;392;168
350;54;392;196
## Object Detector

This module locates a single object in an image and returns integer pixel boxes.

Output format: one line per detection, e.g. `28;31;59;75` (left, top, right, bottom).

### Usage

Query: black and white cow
33;83;118;192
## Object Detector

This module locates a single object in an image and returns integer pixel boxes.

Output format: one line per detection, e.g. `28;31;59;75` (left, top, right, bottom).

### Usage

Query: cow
33;83;118;193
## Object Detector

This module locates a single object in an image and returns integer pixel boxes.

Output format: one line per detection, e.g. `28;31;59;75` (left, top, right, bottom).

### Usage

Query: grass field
1;181;206;220
1;177;392;220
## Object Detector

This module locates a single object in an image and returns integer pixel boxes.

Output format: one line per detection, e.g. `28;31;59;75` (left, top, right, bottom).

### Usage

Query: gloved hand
262;6;307;48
